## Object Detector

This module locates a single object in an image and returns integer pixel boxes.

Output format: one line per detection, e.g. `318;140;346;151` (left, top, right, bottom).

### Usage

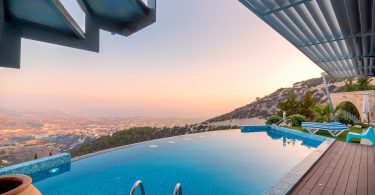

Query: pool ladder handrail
173;183;182;195
129;180;182;195
129;180;145;195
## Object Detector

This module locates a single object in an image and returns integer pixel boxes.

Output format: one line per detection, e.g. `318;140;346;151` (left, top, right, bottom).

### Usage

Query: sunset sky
0;0;323;118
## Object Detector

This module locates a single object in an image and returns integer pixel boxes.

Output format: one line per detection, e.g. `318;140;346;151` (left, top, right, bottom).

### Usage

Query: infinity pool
34;128;324;194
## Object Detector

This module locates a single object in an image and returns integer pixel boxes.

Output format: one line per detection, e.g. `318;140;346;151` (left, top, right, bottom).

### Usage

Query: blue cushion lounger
301;122;348;137
346;127;375;145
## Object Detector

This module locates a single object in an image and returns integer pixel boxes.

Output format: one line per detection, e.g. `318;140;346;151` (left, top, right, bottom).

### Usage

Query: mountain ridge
205;76;347;123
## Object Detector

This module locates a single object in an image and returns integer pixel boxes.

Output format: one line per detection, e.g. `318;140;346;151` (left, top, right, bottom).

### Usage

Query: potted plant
0;174;41;195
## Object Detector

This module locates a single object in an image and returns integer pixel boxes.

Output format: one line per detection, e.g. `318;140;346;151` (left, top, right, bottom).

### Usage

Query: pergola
240;0;375;79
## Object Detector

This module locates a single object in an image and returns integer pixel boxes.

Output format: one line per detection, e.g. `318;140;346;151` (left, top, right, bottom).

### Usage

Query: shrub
266;115;282;125
362;124;369;129
336;114;353;125
313;103;332;122
344;77;375;92
288;114;307;126
353;122;369;129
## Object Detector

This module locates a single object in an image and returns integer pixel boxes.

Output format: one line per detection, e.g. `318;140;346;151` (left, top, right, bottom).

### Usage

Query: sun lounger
301;122;348;137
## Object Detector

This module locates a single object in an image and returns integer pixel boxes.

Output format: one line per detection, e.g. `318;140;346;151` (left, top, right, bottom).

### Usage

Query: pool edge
73;126;334;195
264;127;335;195
71;129;239;162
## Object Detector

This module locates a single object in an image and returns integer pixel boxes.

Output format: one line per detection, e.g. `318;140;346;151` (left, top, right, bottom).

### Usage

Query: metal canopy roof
7;0;85;38
240;0;375;78
0;0;156;69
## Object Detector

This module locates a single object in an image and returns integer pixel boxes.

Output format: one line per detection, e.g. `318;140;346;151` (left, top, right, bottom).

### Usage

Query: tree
313;103;332;122
277;91;299;116
298;91;317;119
344;76;375;92
344;79;356;92
277;90;317;119
356;76;375;90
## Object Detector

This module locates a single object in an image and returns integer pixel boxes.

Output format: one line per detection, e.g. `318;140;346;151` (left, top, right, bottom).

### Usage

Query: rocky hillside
205;76;347;123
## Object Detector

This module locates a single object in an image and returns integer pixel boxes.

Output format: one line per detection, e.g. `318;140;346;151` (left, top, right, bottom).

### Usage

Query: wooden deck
290;141;375;195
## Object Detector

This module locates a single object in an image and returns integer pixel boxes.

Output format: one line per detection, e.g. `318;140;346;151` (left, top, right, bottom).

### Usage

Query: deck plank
356;146;367;195
332;143;357;195
368;147;375;195
303;142;340;190
290;142;340;195
323;143;353;193
290;141;375;195
345;145;362;195
309;142;347;195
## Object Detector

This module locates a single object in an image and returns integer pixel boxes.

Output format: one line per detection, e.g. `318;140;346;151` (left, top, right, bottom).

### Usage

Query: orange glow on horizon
0;0;322;118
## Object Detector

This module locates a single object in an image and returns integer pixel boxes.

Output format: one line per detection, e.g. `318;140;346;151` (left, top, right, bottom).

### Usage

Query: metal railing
275;118;291;126
129;180;145;195
173;183;182;195
129;180;182;195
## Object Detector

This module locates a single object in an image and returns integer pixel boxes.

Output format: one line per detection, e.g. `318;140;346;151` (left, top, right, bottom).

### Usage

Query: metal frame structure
305;127;346;137
0;0;156;69
240;0;375;78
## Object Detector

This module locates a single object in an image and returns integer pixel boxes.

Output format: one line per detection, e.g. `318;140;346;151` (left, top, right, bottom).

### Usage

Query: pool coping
264;126;335;195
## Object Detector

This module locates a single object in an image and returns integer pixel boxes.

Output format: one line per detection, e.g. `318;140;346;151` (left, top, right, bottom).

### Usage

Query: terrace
241;0;375;194
1;0;375;195
291;141;375;195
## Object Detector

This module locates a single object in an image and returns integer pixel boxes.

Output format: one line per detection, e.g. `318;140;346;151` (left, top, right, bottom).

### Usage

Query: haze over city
0;0;322;118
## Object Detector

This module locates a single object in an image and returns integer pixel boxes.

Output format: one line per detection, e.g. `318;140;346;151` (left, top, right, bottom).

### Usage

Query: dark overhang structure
240;0;375;78
0;0;156;68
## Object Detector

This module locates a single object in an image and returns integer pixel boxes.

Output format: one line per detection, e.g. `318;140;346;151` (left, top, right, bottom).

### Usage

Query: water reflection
241;126;322;148
31;162;71;183
266;129;321;148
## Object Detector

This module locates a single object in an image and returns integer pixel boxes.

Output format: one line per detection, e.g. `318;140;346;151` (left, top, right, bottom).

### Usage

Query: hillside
205;76;347;123
71;76;352;157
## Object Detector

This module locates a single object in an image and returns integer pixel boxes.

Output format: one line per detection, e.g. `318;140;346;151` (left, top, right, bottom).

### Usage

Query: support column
0;1;21;68
322;73;337;121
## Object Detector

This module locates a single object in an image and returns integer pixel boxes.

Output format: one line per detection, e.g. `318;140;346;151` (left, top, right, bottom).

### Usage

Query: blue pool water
34;128;324;194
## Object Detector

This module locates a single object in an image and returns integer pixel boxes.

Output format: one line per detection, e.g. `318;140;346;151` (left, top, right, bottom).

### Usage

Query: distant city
0;109;204;167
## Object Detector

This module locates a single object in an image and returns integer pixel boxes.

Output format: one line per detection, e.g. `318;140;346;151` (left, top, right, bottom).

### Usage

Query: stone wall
331;90;375;123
